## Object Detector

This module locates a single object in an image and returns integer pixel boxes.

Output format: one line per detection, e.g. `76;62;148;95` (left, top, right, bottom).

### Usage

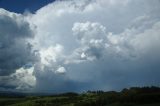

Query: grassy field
0;86;160;106
0;95;160;106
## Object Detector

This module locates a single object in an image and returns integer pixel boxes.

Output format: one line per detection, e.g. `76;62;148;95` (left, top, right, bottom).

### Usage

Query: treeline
76;86;160;106
0;86;160;106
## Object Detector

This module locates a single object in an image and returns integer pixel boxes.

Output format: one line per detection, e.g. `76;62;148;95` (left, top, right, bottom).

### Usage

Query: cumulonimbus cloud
0;0;160;92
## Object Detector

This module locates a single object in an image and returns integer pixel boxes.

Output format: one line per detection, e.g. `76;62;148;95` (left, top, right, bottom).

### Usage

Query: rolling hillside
0;86;160;106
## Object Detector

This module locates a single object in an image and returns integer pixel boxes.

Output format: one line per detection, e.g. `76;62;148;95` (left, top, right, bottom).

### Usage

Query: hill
0;86;160;106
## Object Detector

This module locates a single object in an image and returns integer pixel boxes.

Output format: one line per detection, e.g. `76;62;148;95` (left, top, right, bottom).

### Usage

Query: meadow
0;86;160;106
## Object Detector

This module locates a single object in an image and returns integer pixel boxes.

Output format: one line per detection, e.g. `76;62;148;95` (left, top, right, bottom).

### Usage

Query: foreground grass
0;86;160;106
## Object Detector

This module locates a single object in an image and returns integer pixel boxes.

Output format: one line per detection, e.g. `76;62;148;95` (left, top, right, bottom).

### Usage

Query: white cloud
0;67;36;91
39;44;64;65
28;0;160;92
71;22;107;61
56;67;66;74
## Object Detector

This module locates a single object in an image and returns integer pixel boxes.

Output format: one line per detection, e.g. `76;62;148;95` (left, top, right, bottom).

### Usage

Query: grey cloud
0;9;38;76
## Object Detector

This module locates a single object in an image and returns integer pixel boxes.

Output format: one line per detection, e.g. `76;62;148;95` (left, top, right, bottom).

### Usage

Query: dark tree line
0;86;160;106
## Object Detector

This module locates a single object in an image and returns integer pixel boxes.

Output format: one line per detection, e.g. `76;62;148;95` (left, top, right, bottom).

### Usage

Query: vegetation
0;86;160;106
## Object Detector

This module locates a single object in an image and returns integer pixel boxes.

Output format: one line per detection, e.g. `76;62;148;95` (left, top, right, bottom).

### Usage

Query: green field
0;86;160;106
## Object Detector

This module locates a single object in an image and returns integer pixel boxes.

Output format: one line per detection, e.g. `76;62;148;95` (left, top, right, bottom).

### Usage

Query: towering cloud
0;9;38;91
0;9;37;76
0;0;160;92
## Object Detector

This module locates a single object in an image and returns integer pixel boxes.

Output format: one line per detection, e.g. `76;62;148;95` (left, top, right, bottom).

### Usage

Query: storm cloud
0;9;38;90
0;0;160;92
0;9;38;76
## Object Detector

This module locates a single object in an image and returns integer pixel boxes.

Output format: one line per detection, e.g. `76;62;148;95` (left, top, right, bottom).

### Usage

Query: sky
0;0;160;93
0;0;55;13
